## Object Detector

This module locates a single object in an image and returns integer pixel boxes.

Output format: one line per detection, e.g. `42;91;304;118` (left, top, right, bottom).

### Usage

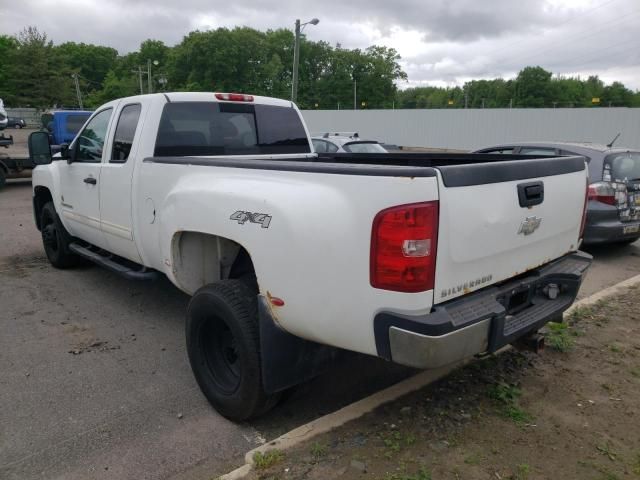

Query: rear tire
40;202;79;268
0;169;6;189
186;280;279;421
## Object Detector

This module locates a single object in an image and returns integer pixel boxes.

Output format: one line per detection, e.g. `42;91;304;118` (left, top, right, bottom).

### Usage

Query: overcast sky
2;0;639;89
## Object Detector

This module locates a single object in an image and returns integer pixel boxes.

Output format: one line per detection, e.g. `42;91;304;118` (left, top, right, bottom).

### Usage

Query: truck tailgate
433;156;587;304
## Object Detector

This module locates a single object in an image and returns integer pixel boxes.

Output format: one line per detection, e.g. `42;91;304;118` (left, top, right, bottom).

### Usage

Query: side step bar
69;243;160;281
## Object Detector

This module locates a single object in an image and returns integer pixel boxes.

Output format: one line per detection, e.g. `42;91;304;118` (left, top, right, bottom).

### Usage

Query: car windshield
154;102;310;156
605;152;640;182
342;142;387;153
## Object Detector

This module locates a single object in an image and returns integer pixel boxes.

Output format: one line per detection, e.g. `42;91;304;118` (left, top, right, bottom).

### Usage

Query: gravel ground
248;287;640;480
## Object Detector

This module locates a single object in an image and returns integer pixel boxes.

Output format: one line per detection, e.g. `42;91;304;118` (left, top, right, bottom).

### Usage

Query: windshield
342;142;387;153
605;152;640;182
154;102;310;157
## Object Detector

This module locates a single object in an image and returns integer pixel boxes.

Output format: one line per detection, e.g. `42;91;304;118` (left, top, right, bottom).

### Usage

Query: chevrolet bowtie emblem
518;216;542;235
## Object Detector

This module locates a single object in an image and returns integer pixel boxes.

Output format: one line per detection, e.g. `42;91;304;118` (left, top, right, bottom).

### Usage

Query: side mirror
28;131;52;165
65;143;77;164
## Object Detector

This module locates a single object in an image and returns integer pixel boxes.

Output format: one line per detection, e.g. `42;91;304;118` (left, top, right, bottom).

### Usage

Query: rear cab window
154;102;311;157
518;147;557;156
604;152;640;182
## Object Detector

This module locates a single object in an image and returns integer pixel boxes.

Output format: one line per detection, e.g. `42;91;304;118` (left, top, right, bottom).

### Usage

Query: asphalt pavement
1;178;639;480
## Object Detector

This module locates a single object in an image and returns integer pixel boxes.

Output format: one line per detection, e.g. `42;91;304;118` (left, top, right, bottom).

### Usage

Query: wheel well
171;231;256;295
0;160;8;174
33;186;53;231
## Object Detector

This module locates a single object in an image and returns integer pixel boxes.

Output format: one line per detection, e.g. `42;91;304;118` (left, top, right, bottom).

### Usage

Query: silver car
311;132;388;154
474;141;640;245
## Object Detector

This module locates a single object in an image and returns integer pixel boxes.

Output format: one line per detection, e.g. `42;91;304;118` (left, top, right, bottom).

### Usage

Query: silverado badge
518;216;542;236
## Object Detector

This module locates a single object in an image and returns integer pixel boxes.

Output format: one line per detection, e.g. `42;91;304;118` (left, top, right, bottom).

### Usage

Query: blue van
44;110;93;145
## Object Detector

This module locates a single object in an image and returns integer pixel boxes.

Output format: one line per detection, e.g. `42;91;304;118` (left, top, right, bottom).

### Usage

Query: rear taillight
587;182;616;205
580;179;589;238
370;201;439;293
215;92;254;102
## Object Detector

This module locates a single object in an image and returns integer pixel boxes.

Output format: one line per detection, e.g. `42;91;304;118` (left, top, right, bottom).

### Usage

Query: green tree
514;66;553;107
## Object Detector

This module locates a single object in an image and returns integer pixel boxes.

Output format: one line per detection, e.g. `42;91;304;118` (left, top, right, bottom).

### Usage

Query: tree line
0;27;638;110
398;66;640;109
0;26;405;110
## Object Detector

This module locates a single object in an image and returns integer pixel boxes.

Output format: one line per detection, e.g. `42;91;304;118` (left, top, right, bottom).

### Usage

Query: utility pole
147;59;152;94
464;93;468;109
481;98;485;109
354;79;357;110
131;67;144;94
509;98;513;109
292;19;301;103
71;73;83;109
290;18;319;103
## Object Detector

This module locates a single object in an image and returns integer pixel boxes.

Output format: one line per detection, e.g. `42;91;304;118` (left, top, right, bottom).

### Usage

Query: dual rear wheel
186;280;280;421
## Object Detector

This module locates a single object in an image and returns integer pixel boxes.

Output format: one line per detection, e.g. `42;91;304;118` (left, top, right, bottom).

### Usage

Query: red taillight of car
215;93;254;102
587;182;616;205
580;179;589;238
370;201;439;293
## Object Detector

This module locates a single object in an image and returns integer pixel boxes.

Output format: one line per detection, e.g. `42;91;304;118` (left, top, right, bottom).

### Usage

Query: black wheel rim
42;211;59;254
201;316;241;394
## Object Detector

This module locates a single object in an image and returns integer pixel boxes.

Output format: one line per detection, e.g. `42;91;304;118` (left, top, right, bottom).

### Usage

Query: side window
111;104;142;163
312;139;327;153
76;109;112;163
325;141;339;153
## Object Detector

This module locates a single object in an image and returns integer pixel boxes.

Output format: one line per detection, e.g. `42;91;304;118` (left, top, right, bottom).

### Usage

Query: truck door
99;101;146;263
57;108;113;249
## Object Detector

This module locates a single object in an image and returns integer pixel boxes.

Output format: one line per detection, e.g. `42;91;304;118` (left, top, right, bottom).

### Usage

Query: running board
69;243;159;281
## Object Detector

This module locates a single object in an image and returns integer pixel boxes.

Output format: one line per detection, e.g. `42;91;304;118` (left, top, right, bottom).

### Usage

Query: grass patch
568;305;594;323
464;453;480;465
487;383;534;424
596;442;618;462
513;463;530;480
379;431;417;458
609;344;623;353
252;449;284;470
384;468;431;480
631;367;640;378
310;442;327;460
546;322;575;352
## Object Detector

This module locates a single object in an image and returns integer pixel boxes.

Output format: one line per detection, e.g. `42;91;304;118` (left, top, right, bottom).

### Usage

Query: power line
490;0;630;65
510;8;640;67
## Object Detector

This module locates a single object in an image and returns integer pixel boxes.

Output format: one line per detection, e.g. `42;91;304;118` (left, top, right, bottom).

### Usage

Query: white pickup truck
28;92;591;420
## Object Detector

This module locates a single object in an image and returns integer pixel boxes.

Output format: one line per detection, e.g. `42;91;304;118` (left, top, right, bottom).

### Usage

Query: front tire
40;202;78;268
186;280;279;421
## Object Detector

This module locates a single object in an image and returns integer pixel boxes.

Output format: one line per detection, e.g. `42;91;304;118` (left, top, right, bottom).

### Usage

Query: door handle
83;177;97;185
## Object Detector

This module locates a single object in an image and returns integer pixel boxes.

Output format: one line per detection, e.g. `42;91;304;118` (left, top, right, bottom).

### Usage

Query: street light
291;17;319;104
148;59;159;94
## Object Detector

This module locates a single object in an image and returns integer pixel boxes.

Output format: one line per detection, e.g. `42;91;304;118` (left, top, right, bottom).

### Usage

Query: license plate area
623;224;639;235
499;286;533;316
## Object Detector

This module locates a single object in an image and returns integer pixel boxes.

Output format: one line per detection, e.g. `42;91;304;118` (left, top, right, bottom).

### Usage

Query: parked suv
474;142;640;245
312;132;388;153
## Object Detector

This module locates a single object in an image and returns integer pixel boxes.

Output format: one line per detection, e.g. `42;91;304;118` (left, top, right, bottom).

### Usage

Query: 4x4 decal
230;210;272;228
